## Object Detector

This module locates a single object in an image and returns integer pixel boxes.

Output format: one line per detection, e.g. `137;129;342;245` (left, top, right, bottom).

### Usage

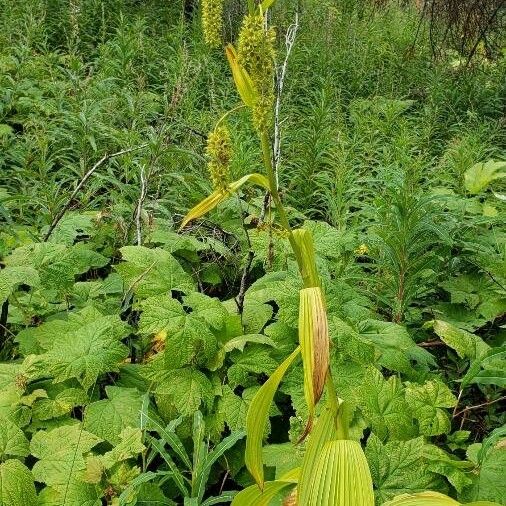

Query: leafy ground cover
0;0;505;505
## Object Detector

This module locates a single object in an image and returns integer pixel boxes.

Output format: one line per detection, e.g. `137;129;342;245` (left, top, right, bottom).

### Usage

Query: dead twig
43;143;148;242
135;165;149;246
453;395;506;418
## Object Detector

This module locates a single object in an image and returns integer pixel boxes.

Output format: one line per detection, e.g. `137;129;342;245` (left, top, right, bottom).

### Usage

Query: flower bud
237;14;276;132
206;125;232;191
202;0;224;48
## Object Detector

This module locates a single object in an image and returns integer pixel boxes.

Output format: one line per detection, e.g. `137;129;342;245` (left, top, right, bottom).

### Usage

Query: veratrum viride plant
178;1;506;505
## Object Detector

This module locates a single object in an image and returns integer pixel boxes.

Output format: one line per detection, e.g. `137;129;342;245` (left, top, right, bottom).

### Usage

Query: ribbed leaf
298;286;330;434
307;440;375;506
298;402;339;505
381;491;462;505
225;45;258;108
231;468;299;506
292;228;320;288
180;173;269;229
245;347;300;488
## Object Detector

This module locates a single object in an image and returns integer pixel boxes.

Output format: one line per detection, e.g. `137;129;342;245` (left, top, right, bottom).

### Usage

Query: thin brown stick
42;143;148;242
453;395;506;418
418;339;446;348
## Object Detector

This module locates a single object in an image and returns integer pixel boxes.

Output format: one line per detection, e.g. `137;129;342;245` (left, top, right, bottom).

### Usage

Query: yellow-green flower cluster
202;0;224;48
206;126;232;191
237;14;276;132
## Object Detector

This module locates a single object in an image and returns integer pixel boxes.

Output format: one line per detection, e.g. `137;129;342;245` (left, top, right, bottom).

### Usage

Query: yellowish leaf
245;347;300;488
307;440;374;506
292;228;320;288
179;173;269;229
298;286;330;435
225;44;258;108
298;402;339;505
231;468;299;506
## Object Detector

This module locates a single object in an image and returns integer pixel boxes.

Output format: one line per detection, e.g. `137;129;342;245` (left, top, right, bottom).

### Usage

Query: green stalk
259;131;304;274
260;130;340;424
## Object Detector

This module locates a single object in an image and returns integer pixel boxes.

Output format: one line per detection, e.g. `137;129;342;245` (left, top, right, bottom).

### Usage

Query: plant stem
259;131;304;273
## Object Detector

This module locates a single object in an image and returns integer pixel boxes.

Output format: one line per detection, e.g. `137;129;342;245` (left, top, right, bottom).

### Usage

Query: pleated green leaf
231;468;299;506
307;440;375;506
298;402;339;505
298;286;330;435
245;347;300;488
180;173;269;229
382;492;501;506
292;228;320;288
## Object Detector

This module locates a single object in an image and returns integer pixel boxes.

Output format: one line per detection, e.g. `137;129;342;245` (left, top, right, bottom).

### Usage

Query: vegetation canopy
0;0;504;505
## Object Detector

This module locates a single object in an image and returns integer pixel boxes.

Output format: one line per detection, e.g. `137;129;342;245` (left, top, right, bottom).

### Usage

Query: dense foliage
0;0;505;505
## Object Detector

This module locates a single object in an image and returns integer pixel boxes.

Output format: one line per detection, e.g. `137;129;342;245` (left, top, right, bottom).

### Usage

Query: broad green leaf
47;213;93;245
366;434;440;503
422;444;473;493
116;246;194;298
98;427;145;470
405;380;456;436
139;295;218;368
464;160;506;194
184;292;228;330
328;316;375;365
156;368;214;416
16;306;104;355
0;459;37;506
223;334;275;353
460;435;506;504
180;173;269;229
0;265;40;303
244;270;302;327
462;346;506;388
0;363;20;390
37;477;101;506
0;415;29;458
359;320;435;372
358;367;415;440
263;443;303;479
83;386;142;444
32;387;88;421
245;346;300;488
218;385;252;432
307;440;375;506
30;424;102;486
228;345;278;388
41;314;130;389
432;320;489;360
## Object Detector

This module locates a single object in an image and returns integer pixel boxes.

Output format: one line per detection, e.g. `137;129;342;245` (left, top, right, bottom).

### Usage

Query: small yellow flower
355;244;369;256
237;14;276;132
206;125;232;191
202;0;224;48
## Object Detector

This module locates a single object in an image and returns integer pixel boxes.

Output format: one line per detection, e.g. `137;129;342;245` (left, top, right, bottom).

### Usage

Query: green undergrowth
0;0;505;505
